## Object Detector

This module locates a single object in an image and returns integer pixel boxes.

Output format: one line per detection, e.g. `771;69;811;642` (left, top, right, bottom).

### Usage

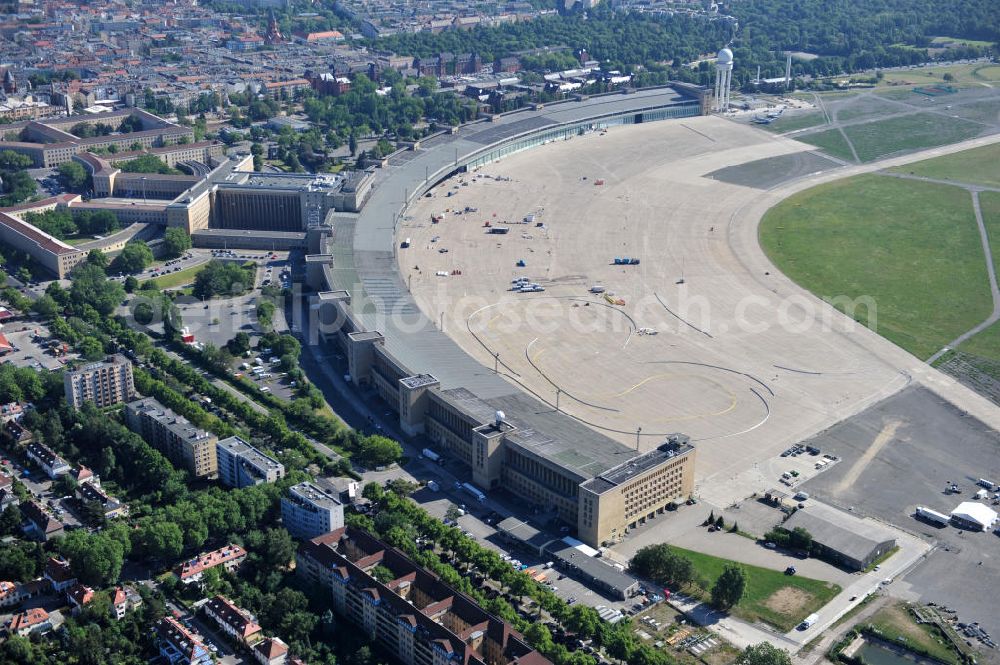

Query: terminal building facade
305;87;706;548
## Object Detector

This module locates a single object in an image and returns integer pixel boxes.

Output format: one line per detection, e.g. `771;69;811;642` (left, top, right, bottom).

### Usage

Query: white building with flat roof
216;436;285;489
281;482;343;540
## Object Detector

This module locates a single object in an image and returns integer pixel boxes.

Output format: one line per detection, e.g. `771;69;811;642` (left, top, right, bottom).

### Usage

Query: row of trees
377;2;997;86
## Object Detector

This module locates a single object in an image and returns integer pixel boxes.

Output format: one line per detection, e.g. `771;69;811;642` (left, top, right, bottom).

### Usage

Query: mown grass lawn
957;192;1000;361
842;113;983;162
145;264;206;290
797;128;856;161
760;175;990;360
761;112;828;134
670;546;841;632
889;143;1000;189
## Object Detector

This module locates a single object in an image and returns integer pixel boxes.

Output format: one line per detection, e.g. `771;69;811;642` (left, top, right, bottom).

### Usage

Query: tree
357;434;402;467
193;260;255;299
388;478;419;496
163;227;192;259
789;526;813;552
0;504;22;537
70;263;125;316
741;643;792;665
58;161;89;191
31;294;59;318
445;504;462;522
123;275;138;293
348;133;357;156
256;299;276;331
87;248;109;270
227;332;252;356
630;544;694;589
112;242;153;274
259;528;296;568
134;520;184;561
711;564;747;610
60;529;128;587
715;515;725;529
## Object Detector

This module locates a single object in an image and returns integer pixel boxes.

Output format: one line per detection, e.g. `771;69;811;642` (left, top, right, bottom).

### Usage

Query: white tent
950;501;998;531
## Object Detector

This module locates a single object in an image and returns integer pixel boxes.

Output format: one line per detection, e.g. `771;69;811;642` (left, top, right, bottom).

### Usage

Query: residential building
71;464;98;486
297;529;551;665
0;581;29;608
5;607;51;637
0;486;16;511
0;402;28;423
175;544;247;585
77;481;128;519
216;436;285;489
25;441;71;479
44;557;77;593
253;637;290;665
281;482;344;540
156;616;213;665
203;595;262;646
22;502;64;542
111;586;143;621
125;397;218;478
3;420;33;446
63;355;135;408
66;583;95;615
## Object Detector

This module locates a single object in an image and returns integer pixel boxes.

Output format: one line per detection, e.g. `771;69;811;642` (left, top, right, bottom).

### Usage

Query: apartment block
216;436;285;489
280;482;344;540
296;529;551;665
175;544;247;585
124;397;218;479
63;355;135;409
24;441;70;479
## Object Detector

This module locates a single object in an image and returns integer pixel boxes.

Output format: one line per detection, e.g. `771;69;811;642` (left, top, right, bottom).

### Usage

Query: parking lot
0;325;77;371
799;385;1000;642
358;455;636;613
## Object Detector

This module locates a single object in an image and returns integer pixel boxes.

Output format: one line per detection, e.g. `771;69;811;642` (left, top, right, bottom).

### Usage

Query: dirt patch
763;586;814;616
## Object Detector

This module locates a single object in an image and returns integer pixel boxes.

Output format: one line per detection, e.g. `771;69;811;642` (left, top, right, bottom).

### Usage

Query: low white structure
950;501;998;531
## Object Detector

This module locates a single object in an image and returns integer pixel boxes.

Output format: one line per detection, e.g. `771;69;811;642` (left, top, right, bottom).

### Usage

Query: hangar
782;503;896;571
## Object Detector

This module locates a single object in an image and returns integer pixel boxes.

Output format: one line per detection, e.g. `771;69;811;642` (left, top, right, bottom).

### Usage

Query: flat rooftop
437;387;635;480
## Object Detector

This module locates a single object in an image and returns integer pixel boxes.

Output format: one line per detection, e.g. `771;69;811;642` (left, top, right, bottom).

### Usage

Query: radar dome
717;48;734;64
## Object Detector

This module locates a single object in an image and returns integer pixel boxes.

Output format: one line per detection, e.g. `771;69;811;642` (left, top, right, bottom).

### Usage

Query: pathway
874;172;1000;364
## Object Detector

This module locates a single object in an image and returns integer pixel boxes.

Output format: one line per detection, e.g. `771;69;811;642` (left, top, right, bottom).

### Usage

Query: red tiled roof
8;607;49;631
0;211;80;256
176;544;246;580
255;637;289;659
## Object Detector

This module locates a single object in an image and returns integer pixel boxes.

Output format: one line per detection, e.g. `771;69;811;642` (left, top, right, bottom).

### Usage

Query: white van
798;613;819;630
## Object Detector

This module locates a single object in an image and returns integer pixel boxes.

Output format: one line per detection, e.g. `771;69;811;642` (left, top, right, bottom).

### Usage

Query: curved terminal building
306;85;709;547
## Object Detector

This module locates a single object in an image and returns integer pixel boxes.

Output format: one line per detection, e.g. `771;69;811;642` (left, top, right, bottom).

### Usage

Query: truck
421;448;442;464
798;613;819;630
427;480;440;492
915;506;949;526
401;238;411;248
461;482;486;503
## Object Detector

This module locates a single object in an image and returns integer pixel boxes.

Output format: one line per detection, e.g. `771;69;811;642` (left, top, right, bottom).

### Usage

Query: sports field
889;143;1000;188
759;175;990;360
